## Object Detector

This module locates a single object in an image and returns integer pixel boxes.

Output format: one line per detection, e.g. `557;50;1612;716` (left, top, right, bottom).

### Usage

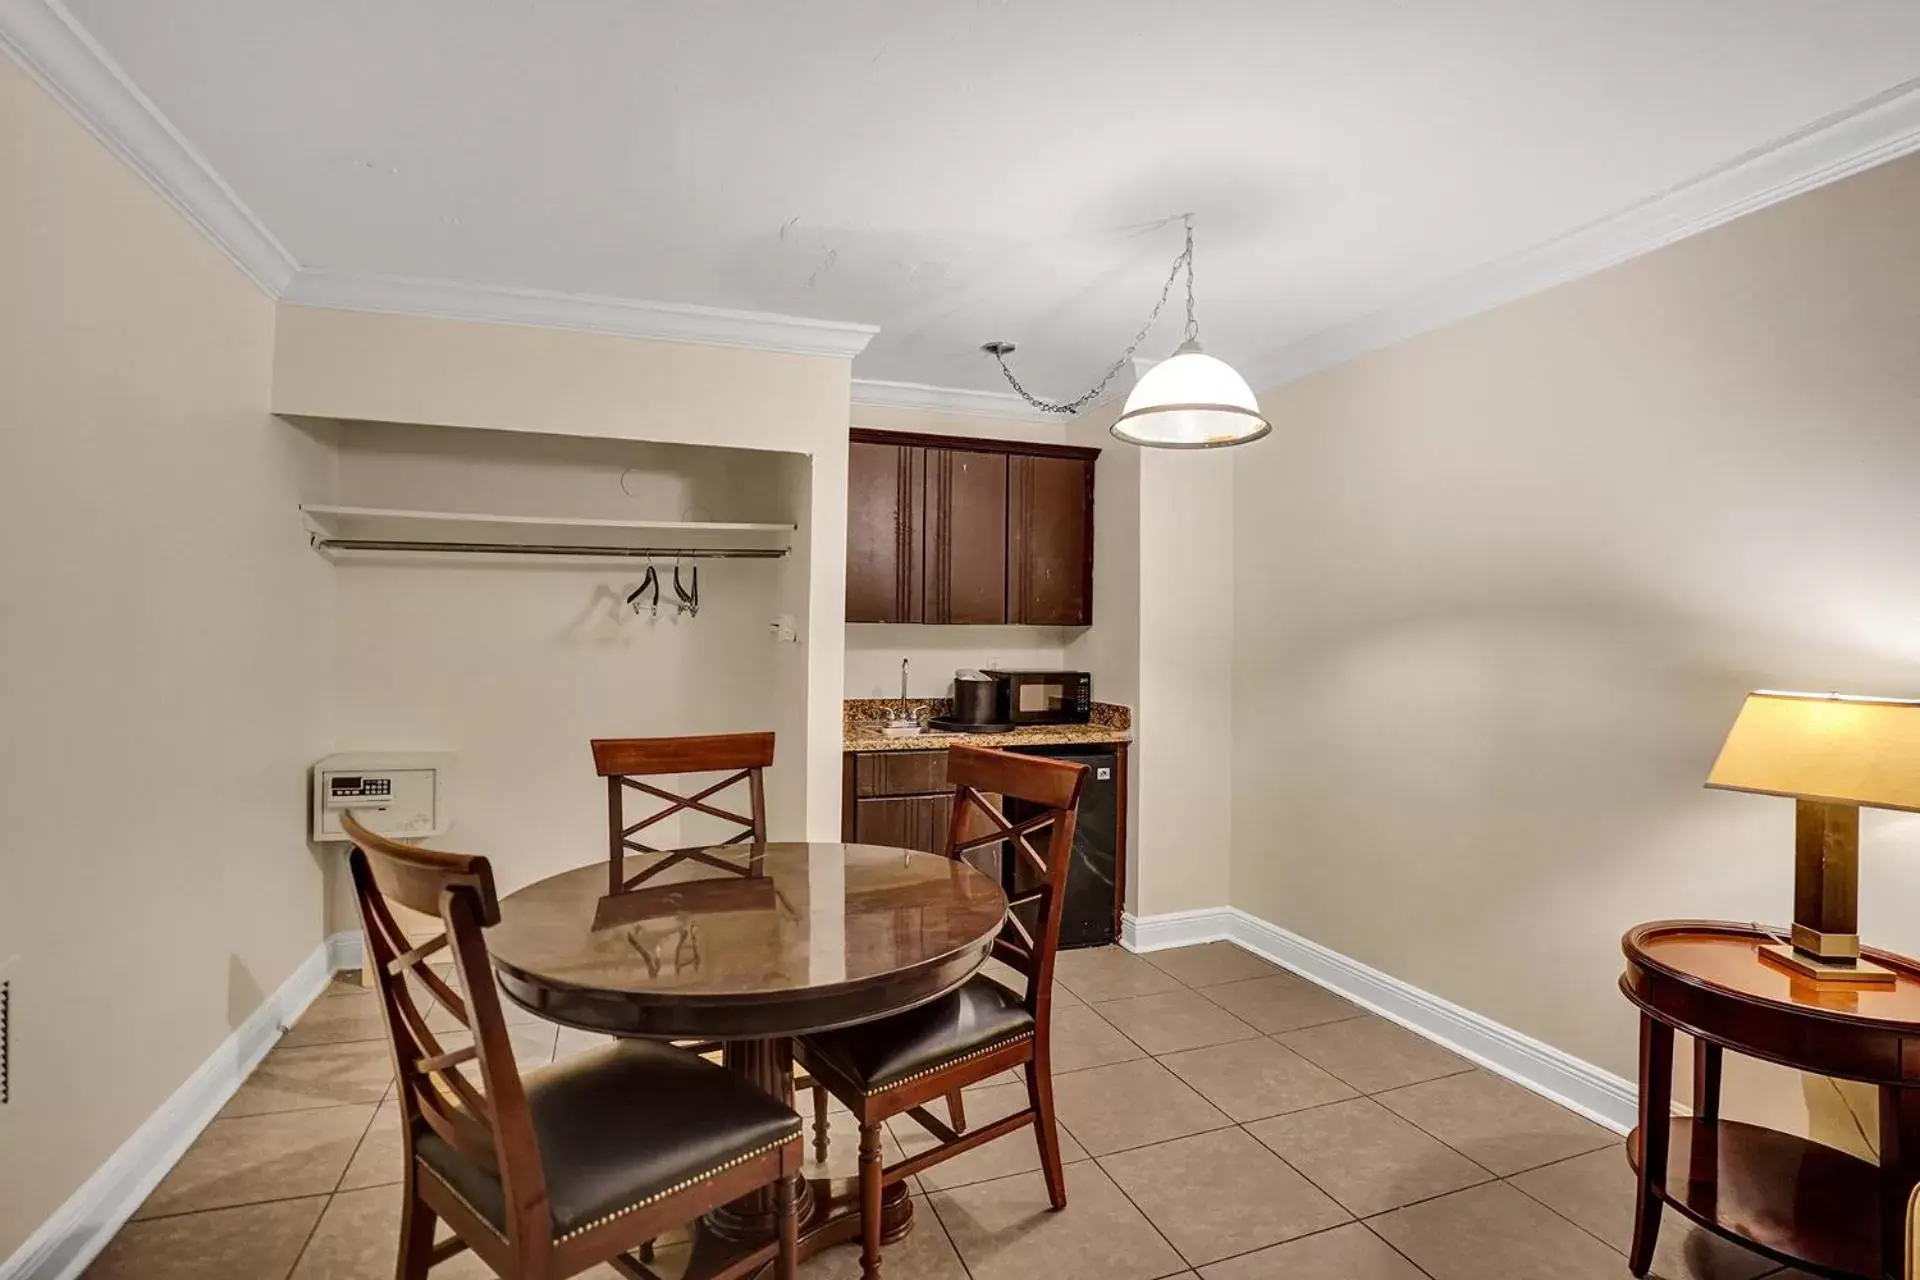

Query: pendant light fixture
984;215;1271;449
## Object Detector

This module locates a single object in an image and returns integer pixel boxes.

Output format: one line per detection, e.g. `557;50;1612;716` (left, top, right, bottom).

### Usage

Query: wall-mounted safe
311;751;454;842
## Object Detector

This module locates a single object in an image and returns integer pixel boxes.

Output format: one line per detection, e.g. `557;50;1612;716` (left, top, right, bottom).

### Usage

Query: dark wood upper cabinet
1009;453;1094;625
846;428;1098;627
845;439;924;623
925;447;1009;624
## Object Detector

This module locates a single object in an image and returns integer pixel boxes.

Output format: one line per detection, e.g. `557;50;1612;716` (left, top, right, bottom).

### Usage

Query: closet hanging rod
312;539;789;560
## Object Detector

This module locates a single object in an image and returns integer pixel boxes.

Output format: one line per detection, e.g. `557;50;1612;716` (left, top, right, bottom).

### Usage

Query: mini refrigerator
1002;745;1120;949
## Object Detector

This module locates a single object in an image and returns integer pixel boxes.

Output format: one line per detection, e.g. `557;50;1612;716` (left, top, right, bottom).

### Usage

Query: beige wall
0;57;335;1259
1233;150;1920;1146
274;305;852;841
1065;411;1145;909
1132;448;1237;916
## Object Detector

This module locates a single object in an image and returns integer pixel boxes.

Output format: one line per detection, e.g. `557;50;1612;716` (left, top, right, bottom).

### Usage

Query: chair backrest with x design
591;732;776;895
940;745;1088;1021
343;812;553;1265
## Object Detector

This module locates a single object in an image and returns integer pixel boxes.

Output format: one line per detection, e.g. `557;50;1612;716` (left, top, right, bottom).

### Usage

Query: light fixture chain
1183;216;1198;341
987;215;1197;416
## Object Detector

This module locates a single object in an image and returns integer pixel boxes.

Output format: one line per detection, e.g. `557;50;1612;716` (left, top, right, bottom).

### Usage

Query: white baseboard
1122;906;1636;1135
0;937;348;1280
326;929;365;973
1120;907;1235;953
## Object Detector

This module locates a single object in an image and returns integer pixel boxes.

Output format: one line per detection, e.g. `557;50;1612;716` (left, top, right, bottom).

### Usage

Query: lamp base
1758;942;1897;988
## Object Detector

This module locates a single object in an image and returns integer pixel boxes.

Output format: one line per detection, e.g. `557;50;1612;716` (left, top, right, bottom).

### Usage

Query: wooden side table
1621;920;1920;1280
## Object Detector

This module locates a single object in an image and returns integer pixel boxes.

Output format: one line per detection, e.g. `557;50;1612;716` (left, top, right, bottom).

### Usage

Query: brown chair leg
775;1169;798;1280
397;1168;438;1280
812;1082;831;1161
858;1121;885;1280
946;1089;967;1132
1026;1057;1067;1210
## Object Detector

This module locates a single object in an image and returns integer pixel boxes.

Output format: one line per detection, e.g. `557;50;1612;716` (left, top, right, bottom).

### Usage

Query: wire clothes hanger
673;558;699;618
624;561;660;616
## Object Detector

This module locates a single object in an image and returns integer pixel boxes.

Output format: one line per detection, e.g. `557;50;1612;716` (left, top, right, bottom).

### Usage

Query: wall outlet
768;613;797;643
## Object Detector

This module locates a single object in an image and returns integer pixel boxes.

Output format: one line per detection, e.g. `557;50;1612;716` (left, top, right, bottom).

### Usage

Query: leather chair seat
417;1040;799;1241
801;976;1035;1094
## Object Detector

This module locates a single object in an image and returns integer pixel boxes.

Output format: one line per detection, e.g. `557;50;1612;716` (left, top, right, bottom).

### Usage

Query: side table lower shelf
1628;1118;1882;1280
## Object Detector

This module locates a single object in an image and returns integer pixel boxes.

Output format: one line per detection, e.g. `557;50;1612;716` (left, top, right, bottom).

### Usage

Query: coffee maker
930;669;1012;733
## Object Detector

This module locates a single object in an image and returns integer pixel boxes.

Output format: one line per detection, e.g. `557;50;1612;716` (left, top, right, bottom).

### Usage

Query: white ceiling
55;1;1920;395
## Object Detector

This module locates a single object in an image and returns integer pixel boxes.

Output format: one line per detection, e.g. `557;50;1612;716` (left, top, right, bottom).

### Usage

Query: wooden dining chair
592;732;776;896
343;812;802;1280
793;746;1088;1280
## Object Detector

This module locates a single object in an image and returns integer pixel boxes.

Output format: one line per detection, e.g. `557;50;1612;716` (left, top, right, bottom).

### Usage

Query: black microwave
983;670;1093;726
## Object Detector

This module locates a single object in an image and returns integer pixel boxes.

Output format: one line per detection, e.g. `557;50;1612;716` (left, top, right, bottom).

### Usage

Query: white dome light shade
1112;340;1271;449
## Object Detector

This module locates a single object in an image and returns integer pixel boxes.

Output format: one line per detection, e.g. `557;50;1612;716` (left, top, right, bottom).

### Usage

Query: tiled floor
86;946;1814;1279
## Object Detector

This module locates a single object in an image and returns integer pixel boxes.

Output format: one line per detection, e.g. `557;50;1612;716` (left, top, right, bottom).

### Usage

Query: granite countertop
843;698;1132;753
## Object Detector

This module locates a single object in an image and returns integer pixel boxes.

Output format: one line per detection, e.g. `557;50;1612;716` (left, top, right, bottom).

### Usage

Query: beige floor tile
804;1102;918;1191
1510;1146;1778;1280
221;1040;394;1118
440;1021;560;1071
980;958;1082;1008
425;984;545;1031
85;1196;326;1279
1246;1097;1493;1216
554;1025;613;1058
1277;1016;1473;1094
281;991;388;1047
1198;1222;1427;1280
1374;1070;1615;1176
1157;1037;1356;1122
1052;947;1185;1002
1092;991;1260;1056
888;1079;1087;1190
338;1098;404;1190
1099;1127;1349;1266
1140;942;1283;988
1047;1004;1148;1074
1369;1181;1629;1280
800;1197;971;1280
1193;974;1365;1035
137;1105;377;1218
928;1161;1187;1280
1050;1058;1232;1156
289;1184;499;1279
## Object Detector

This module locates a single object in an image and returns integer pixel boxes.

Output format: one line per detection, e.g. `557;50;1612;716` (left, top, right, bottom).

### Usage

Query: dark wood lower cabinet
850;795;953;855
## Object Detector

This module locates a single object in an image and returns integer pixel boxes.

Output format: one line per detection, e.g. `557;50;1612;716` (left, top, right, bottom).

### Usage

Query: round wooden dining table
487;841;1009;1260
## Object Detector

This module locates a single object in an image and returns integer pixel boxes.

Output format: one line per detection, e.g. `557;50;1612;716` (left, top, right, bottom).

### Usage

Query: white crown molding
1248;76;1920;391
0;0;297;296
284;269;878;360
13;0;1920;405
849;377;1062;424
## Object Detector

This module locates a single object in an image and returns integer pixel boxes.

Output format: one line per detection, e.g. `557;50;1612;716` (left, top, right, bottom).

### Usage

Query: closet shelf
300;505;794;562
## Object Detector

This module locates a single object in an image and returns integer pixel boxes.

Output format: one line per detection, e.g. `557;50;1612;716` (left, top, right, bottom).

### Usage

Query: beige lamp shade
1706;690;1920;812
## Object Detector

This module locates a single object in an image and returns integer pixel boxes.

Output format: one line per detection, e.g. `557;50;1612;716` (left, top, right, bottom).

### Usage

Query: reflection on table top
488;841;1009;1002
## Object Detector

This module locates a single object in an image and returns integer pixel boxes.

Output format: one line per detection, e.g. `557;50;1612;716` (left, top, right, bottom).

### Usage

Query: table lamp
1706;690;1920;987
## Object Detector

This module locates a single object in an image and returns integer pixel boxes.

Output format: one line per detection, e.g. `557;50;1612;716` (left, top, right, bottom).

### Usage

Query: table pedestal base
700;1037;914;1264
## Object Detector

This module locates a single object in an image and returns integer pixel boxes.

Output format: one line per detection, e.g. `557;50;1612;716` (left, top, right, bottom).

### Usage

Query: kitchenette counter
843;698;1132;753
